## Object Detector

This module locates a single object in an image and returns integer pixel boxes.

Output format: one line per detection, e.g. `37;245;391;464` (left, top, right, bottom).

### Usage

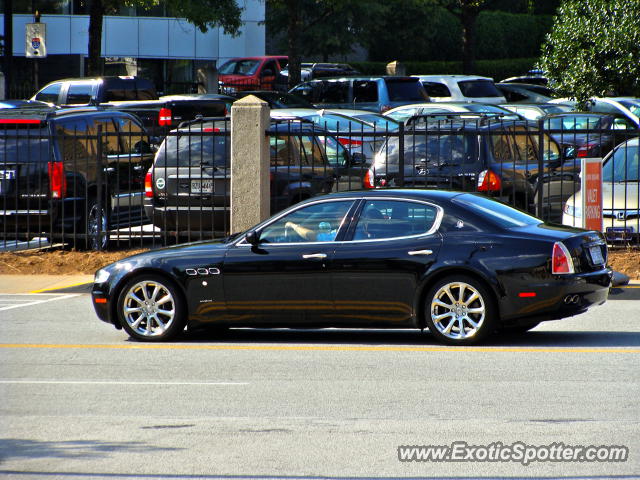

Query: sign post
581;157;603;232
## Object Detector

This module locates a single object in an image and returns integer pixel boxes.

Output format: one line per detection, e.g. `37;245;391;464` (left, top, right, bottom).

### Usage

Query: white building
0;0;266;96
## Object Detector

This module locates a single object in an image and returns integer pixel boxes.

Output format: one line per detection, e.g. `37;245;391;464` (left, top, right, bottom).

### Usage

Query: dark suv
365;114;566;215
0;106;155;249
143;119;337;238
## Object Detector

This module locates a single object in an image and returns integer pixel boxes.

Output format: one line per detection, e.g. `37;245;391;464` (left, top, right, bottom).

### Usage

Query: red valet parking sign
581;157;603;231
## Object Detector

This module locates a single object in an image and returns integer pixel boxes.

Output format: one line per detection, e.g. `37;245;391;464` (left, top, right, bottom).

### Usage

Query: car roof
412;74;494;81
318;188;466;202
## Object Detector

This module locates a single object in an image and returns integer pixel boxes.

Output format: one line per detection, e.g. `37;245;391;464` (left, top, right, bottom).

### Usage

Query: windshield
218;59;260;76
602;143;640;183
618;100;640;117
453;193;541;228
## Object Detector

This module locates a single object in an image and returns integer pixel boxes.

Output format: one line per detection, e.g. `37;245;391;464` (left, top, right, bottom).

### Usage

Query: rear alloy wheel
87;200;109;250
117;275;186;341
425;275;496;345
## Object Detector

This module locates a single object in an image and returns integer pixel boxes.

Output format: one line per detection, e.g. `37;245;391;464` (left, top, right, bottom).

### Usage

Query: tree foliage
539;0;640;106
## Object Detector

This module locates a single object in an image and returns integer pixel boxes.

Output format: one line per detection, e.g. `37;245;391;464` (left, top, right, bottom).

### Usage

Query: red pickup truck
218;56;288;93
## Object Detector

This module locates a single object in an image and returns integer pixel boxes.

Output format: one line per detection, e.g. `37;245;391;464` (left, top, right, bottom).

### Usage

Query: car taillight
363;169;375;189
47;162;66;199
338;137;363;146
576;143;597;158
552;242;575;274
144;170;153;198
158;107;172;126
477;169;501;192
202;127;221;132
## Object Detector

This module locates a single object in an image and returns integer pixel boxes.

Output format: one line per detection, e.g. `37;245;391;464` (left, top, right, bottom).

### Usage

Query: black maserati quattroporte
92;190;612;345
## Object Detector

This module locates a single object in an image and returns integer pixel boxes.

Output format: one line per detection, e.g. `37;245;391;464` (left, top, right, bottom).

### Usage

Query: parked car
495;82;555;103
100;94;232;137
143;118;336;238
501;70;549;86
412;75;505;104
384;102;523;124
31;76;158;105
93;189;611;344
542;112;637;159
218;56;288;93
366;115;565;213
270;108;398;163
501;103;573;121
562;138;640;242
0;105;156;249
289;76;429;113
232;90;315;109
275;62;360;91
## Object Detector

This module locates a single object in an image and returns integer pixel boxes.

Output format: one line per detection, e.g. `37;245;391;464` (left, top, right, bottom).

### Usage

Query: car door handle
408;249;433;256
302;253;327;260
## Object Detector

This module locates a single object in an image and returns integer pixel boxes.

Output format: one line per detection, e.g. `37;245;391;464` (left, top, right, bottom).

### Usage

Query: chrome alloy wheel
430;281;486;340
122;280;176;337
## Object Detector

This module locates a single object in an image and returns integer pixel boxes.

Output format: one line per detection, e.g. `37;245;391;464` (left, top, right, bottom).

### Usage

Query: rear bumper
500;268;612;325
145;204;229;234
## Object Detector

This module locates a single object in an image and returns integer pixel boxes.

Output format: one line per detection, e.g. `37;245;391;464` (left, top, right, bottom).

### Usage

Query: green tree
539;0;640;107
266;0;380;89
87;0;243;76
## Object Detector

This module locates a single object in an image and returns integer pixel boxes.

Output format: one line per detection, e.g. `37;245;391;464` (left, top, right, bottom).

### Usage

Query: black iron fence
1;114;639;251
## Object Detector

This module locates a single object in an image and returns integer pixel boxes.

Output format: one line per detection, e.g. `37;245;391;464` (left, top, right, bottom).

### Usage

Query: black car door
331;198;443;326
222;199;357;325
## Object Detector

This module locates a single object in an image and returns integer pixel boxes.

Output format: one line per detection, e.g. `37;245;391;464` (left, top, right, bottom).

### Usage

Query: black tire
424;275;497;345
117;274;186;342
86;198;109;251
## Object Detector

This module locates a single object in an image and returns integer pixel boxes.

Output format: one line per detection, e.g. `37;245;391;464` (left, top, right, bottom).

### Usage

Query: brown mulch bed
0;247;638;278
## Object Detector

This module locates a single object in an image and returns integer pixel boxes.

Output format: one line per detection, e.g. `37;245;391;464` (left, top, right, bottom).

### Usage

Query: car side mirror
245;230;260;246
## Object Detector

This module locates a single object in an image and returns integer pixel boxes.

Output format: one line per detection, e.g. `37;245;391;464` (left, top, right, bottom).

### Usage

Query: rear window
0;126;51;163
155;132;230;168
381;134;477;166
385;79;428;102
457;80;502;98
453;193;540;228
544;116;604;130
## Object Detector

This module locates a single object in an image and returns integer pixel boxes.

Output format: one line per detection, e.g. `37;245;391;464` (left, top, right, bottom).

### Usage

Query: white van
412;75;506;104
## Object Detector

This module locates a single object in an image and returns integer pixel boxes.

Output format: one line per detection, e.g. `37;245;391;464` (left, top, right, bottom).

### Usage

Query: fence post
230;95;271;233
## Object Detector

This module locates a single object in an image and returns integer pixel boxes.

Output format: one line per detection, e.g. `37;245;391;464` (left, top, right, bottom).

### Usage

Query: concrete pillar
230;95;271;233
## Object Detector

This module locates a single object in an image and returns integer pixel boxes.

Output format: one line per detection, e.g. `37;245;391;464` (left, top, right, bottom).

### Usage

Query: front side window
353;200;439;240
115;117;150;154
258;201;354;243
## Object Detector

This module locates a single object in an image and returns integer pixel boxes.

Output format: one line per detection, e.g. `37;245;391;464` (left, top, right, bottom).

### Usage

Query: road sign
26;23;47;58
581;157;603;231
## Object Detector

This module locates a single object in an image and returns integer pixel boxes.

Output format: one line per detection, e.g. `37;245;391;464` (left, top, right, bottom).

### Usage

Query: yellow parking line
0;343;638;354
30;281;91;294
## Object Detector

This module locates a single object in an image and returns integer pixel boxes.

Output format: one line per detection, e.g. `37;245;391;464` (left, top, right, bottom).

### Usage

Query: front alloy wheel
117;275;185;341
425;276;496;344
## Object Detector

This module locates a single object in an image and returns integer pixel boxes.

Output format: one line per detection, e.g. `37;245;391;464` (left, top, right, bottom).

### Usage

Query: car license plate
0;169;16;180
588;245;604;265
191;180;213;194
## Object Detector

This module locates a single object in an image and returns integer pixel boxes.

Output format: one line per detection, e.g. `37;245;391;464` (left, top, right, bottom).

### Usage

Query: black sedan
92;190;612;345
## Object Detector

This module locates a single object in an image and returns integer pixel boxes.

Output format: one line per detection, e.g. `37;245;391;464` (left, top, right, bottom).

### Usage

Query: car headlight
94;268;110;284
563;203;581;218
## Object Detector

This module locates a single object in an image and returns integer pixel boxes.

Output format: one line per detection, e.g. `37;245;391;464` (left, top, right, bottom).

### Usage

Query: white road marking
0;380;248;386
0;293;81;311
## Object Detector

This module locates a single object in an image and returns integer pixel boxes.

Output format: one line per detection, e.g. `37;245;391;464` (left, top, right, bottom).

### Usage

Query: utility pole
33;9;41;91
